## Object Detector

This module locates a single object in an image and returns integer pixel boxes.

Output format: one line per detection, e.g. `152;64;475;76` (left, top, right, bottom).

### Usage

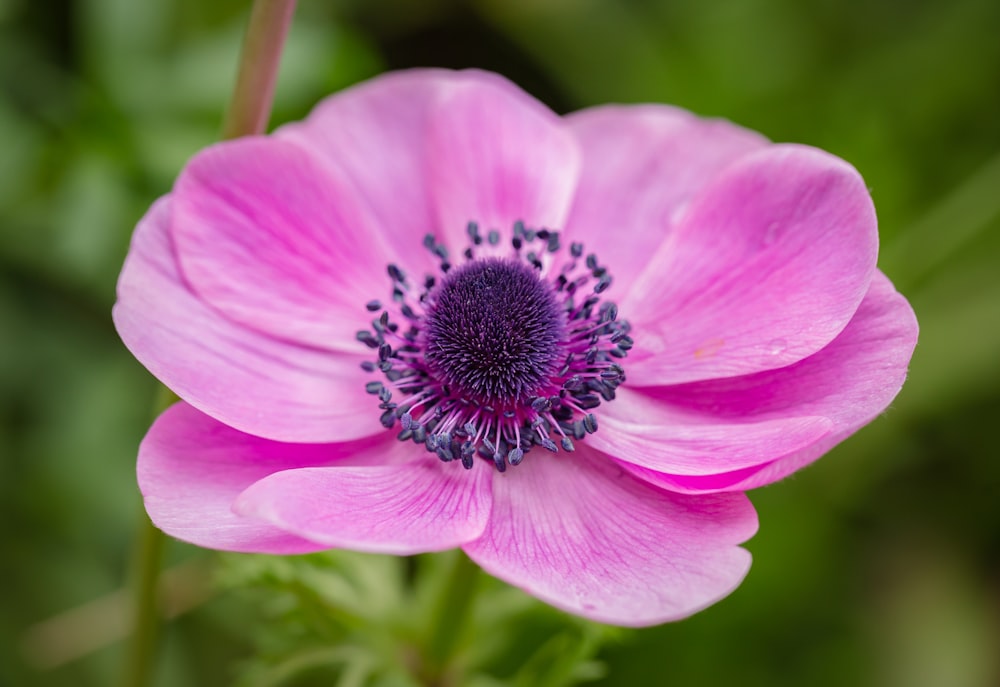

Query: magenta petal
590;387;832;476
625;144;878;384
618;272;917;493
564;105;767;293
426;70;581;248
463;448;757;626
138;402;354;553
276;69;459;274
234;457;493;556
172;136;388;350
113;198;381;443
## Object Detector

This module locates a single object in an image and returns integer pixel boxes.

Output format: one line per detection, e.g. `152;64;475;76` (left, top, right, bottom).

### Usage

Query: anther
356;331;379;349
531;397;551;412
387;264;405;283
467;221;482;245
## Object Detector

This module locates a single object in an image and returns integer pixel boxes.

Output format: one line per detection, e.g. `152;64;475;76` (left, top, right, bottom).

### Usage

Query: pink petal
426;70;582;249
589;388;833;476
624;144;878;384
172;136;390;351
617;271;917;493
234;454;493;556
113;197;382;443
276;69;459;274
462;447;758;626
564;105;767;294
138;402;372;554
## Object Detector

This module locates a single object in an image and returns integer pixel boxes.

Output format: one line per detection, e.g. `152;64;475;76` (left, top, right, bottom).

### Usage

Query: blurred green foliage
2;0;999;685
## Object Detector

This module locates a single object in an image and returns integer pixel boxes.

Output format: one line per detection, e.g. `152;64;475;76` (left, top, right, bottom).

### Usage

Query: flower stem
119;511;167;687
422;551;481;682
120;387;175;687
222;0;298;139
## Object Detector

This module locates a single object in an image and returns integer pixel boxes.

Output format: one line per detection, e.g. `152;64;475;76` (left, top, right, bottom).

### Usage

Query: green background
2;0;999;685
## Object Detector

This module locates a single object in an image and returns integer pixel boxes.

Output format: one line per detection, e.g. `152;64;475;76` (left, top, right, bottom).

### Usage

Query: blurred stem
882;149;1000;291
120;387;176;687
222;0;298;139
121;1;297;683
120;514;167;687
422;551;481;682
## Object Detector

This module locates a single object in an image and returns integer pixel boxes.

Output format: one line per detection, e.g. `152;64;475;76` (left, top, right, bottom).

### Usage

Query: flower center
357;221;633;472
423;258;565;405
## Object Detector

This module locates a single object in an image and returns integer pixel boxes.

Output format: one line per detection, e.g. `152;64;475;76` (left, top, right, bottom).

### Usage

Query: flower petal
590;388;833;476
234;454;493;556
426;70;582;249
138;402;367;553
625;144;878;384
276;69;460;274
172;136;389;350
564;105;767;293
617;271;917;493
462;447;757;626
113;197;381;443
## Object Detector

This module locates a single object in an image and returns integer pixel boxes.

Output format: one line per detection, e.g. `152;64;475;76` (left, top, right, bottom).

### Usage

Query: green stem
423;551;481;682
120;1;297;683
120;387;175;687
120;511;167;687
222;0;298;139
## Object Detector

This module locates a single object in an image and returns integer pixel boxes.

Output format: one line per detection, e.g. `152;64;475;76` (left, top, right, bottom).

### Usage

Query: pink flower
114;69;917;626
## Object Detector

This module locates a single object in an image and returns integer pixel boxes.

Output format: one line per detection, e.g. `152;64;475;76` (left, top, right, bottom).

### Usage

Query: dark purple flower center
358;221;633;472
424;258;565;405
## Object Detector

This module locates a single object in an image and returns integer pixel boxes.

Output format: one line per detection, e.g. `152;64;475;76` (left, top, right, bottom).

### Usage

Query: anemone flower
114;68;917;626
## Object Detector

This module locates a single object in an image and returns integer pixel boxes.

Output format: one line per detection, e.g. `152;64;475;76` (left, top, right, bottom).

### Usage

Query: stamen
359;220;633;471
